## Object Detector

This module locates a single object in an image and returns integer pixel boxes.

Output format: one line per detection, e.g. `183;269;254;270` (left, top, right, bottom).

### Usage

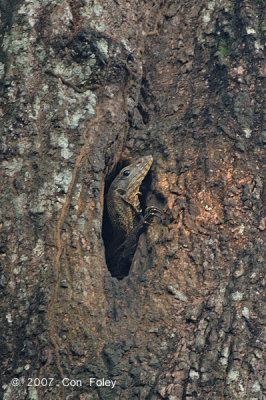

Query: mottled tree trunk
0;0;265;399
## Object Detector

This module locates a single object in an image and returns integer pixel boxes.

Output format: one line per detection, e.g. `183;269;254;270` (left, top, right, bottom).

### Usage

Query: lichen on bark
0;0;265;399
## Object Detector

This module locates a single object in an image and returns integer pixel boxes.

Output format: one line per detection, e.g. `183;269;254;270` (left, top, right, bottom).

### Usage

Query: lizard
106;155;161;278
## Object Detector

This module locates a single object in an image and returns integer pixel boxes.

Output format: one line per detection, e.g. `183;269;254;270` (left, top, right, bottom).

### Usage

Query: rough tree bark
0;0;265;399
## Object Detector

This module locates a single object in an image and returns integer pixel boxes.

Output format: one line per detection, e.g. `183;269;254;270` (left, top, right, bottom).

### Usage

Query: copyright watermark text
10;376;116;389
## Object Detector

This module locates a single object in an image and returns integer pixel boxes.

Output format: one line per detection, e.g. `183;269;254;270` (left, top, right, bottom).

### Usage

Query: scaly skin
107;155;153;243
106;155;161;278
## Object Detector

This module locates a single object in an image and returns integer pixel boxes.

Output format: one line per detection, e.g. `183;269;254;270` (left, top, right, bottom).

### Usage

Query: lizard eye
123;170;130;176
117;189;126;195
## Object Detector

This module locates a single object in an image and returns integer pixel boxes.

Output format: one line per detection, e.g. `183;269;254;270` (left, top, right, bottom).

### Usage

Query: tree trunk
0;0;265;399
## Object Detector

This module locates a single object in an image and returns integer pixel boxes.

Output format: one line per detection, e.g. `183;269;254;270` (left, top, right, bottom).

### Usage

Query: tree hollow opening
102;162;152;280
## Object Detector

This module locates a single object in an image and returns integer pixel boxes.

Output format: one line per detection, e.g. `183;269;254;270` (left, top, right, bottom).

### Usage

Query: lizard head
110;155;153;210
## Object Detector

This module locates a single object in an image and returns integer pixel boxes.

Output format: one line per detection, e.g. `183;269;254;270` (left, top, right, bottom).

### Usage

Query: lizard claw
144;206;162;224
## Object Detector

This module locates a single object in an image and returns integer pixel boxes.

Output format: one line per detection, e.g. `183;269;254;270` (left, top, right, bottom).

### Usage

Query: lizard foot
144;206;162;225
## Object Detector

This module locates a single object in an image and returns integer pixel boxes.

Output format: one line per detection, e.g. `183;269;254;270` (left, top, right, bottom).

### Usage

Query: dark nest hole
102;161;152;280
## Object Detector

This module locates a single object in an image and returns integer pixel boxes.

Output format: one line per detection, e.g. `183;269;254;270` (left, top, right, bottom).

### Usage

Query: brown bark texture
0;0;265;399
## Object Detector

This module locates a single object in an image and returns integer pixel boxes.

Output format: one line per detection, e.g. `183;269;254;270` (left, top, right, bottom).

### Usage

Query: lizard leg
107;207;162;278
144;206;162;224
